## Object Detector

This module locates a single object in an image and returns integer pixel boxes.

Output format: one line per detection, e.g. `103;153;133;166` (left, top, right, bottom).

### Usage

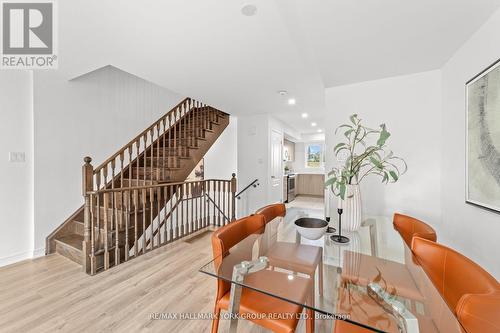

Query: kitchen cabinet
283;139;295;162
296;174;325;196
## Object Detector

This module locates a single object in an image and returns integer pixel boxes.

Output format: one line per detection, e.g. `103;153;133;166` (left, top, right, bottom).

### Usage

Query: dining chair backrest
211;214;266;301
411;237;500;315
393;213;437;248
255;203;286;224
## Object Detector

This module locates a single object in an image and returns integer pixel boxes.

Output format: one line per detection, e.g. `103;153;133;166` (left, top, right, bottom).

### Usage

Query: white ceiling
59;0;500;135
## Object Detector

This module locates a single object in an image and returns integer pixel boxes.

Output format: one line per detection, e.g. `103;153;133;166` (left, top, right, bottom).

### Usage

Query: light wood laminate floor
0;221;331;332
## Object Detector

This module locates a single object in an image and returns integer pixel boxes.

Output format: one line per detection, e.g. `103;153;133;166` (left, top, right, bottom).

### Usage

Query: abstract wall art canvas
466;60;500;213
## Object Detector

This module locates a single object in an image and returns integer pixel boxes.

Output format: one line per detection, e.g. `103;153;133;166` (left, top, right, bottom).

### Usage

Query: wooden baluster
155;125;160;181
162;118;167;180
198;182;202;230
135;140;140;186
124;189;130;262
222;181;227;226
176;185;181;239
208;180;213;226
149;187;154;249
119;152;124;189
174;108;179;162
102;165;108;190
204;103;208;134
156;187;160;246
231;173;237;221
168;114;172;169
149;129;154;182
90;194;96;274
190;182;194;233
103;192;110;270
141;134;146;183
133;189;138;257
82;157;93;274
163;186;168;245
180;183;185;236
216;181;220;226
183;101;187;157
168;186;173;242
114;191;120;266
203;181;207;227
195;100;199;140
110;160;115;232
128;145;133;187
141;189;147;254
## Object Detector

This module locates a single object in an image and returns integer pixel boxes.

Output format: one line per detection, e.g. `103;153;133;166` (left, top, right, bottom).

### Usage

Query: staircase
46;98;236;274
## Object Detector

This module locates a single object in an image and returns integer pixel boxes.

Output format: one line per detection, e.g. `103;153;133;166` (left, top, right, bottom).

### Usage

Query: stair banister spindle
82;156;94;274
103;192;110;270
231;173;237;221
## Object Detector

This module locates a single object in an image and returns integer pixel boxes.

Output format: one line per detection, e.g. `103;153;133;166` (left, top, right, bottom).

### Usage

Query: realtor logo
1;0;57;69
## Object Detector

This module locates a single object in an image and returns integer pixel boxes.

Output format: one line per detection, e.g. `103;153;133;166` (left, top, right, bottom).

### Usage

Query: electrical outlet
9;152;25;163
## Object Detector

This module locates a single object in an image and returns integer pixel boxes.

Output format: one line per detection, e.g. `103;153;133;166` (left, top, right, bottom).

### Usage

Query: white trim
33;247;46;258
0;247;46;268
0;250;33;268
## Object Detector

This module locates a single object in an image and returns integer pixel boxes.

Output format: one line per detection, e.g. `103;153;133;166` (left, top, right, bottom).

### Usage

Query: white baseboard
33;247;46;258
0;247;46;268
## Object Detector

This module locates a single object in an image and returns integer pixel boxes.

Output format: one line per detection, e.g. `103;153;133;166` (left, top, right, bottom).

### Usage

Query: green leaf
349;114;358;125
382;172;389;183
324;177;337;187
377;124;391;147
389;170;398;182
370;156;384;169
334;143;346;153
339;183;347;200
335;124;353;134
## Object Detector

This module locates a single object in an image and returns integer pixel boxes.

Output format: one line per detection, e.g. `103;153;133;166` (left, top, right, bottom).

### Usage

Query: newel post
82;156;93;274
231;173;237;221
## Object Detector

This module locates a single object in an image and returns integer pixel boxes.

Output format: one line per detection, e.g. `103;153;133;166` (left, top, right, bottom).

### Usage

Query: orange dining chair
412;237;500;333
393;213;437;248
255;204;323;297
211;214;314;333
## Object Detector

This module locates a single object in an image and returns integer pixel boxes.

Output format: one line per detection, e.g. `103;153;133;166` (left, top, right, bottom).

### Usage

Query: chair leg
306;308;315;333
211;304;221;333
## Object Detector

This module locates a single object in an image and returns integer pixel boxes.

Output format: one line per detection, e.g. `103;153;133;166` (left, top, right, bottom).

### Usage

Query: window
305;143;324;168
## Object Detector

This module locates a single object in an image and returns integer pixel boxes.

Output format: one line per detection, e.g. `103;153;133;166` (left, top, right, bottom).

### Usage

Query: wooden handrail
94;97;191;174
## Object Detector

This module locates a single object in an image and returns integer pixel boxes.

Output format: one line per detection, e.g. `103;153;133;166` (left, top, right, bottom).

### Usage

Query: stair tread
55;234;83;251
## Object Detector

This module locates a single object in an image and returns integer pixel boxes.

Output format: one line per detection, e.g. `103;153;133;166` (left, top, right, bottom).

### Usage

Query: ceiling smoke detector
241;4;257;16
277;90;287;96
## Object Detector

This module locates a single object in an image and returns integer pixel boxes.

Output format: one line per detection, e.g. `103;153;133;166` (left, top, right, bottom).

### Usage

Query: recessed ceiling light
241;4;257;16
317;129;322;133
301;113;308;118
277;90;287;96
311;122;317;127
288;98;296;105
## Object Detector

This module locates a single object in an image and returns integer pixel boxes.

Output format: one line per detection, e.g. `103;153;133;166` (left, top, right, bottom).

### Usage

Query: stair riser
55;241;82;265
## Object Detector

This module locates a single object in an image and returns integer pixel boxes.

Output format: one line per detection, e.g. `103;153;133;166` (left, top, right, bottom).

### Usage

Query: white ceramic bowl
294;218;328;240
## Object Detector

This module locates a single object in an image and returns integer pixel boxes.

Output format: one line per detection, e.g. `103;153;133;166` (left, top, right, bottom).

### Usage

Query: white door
270;129;283;203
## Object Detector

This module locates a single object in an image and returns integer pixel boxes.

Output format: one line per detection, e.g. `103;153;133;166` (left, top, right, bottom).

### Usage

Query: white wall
441;9;500;278
0;71;34;266
325;70;443;224
33;66;183;253
204;117;238;180
237;114;270;216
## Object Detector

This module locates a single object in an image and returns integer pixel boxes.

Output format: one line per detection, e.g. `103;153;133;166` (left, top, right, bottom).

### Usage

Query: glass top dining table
199;207;466;333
